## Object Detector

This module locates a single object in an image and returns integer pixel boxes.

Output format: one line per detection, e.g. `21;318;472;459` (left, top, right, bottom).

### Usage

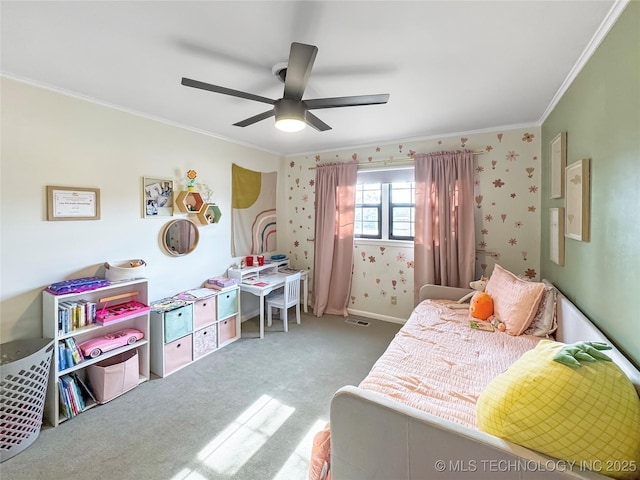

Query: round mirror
161;219;199;256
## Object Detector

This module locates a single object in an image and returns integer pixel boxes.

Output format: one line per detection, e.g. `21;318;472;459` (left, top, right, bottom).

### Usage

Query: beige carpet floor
1;313;401;480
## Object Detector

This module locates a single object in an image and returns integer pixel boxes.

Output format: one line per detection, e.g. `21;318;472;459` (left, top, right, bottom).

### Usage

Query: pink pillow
485;265;545;336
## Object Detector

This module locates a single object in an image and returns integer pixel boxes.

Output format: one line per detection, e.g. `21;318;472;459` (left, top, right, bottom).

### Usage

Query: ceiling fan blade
181;77;275;105
305;112;332;132
283;42;318;101
305;93;390;110
233;109;275;127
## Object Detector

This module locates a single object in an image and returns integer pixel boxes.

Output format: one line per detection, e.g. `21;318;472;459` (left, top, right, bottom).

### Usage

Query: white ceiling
1;1;621;156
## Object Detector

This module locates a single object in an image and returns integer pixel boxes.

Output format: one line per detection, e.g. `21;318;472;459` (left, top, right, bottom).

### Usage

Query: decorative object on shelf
46;186;100;221
196;182;213;202
104;259;147;282
142;177;173;218
197;203;222;225
564;158;590;242
161;218;199;256
549;208;565;265
78;328;144;359
231;163;277;255
186;169;197;191
550;132;566;199
176;190;205;214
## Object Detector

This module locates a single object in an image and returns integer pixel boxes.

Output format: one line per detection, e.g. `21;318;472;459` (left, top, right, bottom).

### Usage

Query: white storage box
104;259;146;282
87;350;139;404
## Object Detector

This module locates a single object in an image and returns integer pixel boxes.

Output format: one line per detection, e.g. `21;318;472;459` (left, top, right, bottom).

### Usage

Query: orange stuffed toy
470;292;494;320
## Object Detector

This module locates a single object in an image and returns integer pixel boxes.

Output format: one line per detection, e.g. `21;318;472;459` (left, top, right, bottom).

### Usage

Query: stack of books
205;276;238;291
57;338;85;371
58;373;95;419
57;300;97;334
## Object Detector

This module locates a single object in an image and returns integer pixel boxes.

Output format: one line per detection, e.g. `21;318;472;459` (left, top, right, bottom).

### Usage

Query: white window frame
355;182;415;244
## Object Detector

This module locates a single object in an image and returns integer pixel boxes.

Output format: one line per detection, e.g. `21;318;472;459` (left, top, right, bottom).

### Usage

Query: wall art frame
564;158;590;242
46;185;100;221
143;177;174;218
549;207;564;265
550;132;566;199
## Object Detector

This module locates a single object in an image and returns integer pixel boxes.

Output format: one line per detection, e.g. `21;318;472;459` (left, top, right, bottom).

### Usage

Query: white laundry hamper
0;338;54;462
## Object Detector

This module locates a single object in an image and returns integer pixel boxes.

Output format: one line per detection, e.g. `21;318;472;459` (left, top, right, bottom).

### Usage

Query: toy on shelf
78;328;144;359
96;291;150;324
186;169;197;191
46;277;110;295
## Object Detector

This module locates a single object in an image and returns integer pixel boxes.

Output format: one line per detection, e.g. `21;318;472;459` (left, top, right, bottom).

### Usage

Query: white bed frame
330;283;640;480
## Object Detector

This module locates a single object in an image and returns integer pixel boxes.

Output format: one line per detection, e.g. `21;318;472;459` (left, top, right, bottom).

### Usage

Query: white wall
1;78;282;342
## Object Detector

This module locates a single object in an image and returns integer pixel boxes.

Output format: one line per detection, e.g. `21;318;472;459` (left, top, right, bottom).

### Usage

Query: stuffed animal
470;291;494;320
457;276;488;304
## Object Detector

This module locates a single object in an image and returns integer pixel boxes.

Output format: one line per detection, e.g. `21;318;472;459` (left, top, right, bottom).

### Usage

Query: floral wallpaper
282;126;541;321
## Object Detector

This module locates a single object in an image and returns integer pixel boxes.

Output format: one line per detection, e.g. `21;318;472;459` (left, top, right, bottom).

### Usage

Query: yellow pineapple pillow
477;340;640;480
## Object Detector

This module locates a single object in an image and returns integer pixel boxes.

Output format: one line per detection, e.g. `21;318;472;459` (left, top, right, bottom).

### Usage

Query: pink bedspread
358;299;542;429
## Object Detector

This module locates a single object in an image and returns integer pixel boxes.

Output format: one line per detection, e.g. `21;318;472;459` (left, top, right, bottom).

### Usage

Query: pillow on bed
485;264;545;335
477;340;640;480
524;280;557;337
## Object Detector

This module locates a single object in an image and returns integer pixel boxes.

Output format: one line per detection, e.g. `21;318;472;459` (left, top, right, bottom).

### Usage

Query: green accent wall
541;1;639;367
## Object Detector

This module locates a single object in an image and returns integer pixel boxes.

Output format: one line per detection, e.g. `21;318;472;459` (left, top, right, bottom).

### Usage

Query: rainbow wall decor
231;163;277;255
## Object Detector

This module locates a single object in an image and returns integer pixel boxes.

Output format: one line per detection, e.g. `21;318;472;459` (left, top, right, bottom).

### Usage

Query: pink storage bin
87;350;139;404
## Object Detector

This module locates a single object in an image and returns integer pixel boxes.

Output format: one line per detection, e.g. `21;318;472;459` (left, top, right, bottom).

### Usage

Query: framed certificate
47;186;100;221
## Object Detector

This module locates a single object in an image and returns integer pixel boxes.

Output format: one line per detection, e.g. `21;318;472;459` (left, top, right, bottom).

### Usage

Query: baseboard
240;308;259;322
347;308;407;325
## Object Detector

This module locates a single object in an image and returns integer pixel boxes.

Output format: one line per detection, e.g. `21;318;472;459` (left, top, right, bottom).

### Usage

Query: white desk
228;261;308;338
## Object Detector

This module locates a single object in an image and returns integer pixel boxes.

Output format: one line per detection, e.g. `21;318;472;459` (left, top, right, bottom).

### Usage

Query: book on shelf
58;299;97;334
60;374;87;416
206;276;238;288
58;381;72;419
71;372;96;404
64;337;84;365
204;282;237;291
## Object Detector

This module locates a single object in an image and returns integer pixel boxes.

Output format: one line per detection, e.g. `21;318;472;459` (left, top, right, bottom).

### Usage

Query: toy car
78;328;144;359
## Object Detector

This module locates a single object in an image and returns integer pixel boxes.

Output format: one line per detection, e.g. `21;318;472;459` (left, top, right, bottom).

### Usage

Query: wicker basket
0;339;54;462
104;259;146;282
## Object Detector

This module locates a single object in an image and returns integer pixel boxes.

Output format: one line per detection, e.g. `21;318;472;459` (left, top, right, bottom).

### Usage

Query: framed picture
550;132;566;199
47;186;100;221
143;177;173;218
564;159;590;241
549;207;564;265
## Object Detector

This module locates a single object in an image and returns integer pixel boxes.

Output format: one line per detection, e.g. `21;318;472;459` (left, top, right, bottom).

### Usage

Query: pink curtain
313;162;357;317
414;151;475;303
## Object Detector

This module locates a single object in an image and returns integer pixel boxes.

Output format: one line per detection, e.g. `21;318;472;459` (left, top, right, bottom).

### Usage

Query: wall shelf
176;191;205;214
196;203;222;225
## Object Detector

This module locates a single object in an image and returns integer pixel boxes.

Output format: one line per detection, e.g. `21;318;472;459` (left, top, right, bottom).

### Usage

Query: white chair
266;272;301;332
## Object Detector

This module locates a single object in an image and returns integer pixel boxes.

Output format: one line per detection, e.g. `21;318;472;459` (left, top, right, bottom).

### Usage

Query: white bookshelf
42;279;150;427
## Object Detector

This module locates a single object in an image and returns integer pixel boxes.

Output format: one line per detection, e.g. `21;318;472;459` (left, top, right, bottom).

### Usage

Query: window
354;184;382;239
389;182;415;240
355;181;415;241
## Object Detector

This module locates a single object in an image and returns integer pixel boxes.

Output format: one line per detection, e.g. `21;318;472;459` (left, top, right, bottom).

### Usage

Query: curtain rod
308;151;485;170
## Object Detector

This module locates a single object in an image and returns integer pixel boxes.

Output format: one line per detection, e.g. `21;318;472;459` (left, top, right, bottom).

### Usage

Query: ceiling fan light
274;98;306;133
275;118;306;132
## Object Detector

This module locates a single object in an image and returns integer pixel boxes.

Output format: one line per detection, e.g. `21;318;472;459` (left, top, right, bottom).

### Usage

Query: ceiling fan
181;42;390;132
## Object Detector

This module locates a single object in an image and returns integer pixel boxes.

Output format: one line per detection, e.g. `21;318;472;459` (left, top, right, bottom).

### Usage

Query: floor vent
345;318;370;327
